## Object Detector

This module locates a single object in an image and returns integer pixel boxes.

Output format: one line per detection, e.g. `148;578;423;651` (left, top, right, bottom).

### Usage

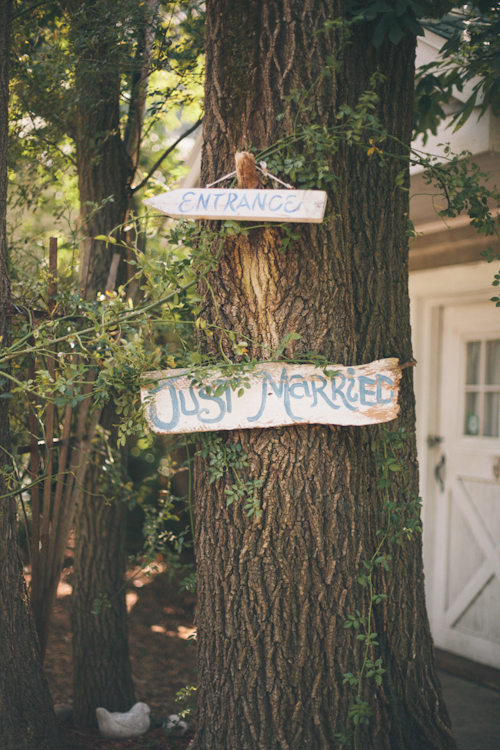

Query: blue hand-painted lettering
150;383;180;431
267;369;286;398
269;195;283;211
198;389;226;424
215;379;233;414
151;364;394;432
225;193;238;212
288;375;311;399
284;196;303;213
247;380;268;423
346;368;359;404
331;373;357;411
179;191;195;213
311;378;339;410
284;377;303;420
252;193;267;211
197;192;210;211
359;376;377;405
179;387;199;416
237;194;251;210
376;374;394;404
213;193;226;210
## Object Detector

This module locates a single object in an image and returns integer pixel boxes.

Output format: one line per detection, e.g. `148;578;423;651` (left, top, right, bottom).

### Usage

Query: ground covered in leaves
44;562;197;750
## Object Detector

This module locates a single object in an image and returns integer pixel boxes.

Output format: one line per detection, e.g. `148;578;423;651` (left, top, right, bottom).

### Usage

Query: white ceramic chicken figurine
96;702;151;739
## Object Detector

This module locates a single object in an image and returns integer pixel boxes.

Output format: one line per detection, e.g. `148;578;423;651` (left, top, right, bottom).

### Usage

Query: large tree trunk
0;2;61;747
70;4;136;726
192;3;456;749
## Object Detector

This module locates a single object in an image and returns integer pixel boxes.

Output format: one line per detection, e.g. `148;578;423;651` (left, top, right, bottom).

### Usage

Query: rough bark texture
71;461;134;726
71;159;135;720
76;99;132;296
71;163;136;717
70;2;138;726
192;2;457;749
0;2;61;747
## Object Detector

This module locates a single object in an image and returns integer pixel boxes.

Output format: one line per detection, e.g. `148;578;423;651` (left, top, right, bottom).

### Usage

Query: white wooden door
433;302;500;668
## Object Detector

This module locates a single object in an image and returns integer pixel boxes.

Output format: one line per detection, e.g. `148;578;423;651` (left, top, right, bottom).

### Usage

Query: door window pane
484;392;500;437
465;392;480;435
486;340;500;385
466;341;481;385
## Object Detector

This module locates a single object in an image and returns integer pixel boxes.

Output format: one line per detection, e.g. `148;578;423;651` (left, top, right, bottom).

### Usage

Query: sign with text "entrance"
141;359;402;435
143;188;327;223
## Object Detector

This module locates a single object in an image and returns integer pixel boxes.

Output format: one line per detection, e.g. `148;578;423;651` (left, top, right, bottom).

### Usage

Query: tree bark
71;460;134;726
70;2;138;726
71;153;136;721
0;2;61;747
71;152;136;714
192;2;456;749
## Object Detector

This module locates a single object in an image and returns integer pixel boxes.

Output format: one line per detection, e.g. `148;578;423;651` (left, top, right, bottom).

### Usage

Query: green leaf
453;92;478;132
404;15;425;37
372;16;390;48
94;234;117;244
388;21;405;45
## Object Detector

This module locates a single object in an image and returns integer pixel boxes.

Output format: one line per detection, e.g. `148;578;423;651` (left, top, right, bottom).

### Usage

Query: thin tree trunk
0;2;61;747
71;192;136;726
69;0;161;722
192;3;456;749
70;4;136;724
71;461;134;726
71;204;135;727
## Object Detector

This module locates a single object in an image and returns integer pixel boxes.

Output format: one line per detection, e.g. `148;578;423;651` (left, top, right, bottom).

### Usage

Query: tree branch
130;118;202;195
123;0;160;172
12;1;51;20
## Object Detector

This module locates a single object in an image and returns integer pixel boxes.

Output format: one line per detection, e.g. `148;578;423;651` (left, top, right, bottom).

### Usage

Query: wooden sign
141;359;402;435
143;188;327;223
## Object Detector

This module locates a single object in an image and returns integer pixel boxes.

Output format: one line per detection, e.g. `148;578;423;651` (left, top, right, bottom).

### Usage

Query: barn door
433;302;500;668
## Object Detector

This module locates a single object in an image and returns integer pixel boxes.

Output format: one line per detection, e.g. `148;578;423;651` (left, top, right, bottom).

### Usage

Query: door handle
435;454;445;493
427;435;444;448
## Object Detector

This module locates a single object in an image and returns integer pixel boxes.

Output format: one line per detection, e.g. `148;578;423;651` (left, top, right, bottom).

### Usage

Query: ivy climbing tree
191;2;457;749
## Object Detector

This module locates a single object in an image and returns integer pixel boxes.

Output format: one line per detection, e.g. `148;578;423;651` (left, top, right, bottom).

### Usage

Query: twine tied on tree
205;151;295;190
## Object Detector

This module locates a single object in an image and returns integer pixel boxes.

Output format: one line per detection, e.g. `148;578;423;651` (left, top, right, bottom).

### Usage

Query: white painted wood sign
141;359;402;435
143;188;327;223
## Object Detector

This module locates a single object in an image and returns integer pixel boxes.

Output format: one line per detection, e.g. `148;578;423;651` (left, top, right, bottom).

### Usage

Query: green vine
335;426;422;748
197;434;263;518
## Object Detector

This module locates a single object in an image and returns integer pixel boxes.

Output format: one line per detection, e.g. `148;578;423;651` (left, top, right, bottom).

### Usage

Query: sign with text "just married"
141;359;402;435
143;188;327;223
